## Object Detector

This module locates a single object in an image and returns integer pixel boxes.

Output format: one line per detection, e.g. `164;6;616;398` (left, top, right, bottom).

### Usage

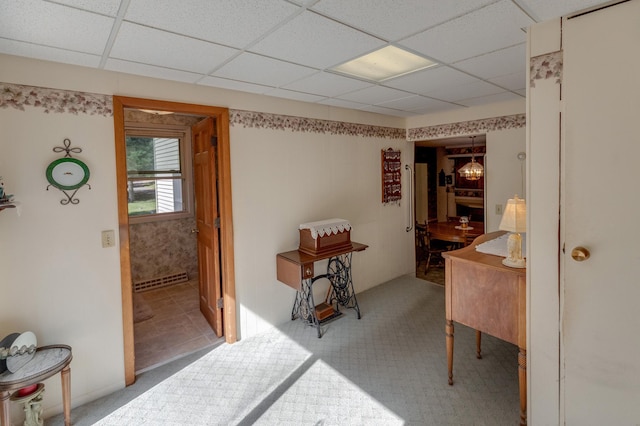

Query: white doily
299;218;351;239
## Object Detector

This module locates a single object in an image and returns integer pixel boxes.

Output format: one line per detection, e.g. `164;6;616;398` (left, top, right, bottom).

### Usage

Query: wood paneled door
192;117;223;336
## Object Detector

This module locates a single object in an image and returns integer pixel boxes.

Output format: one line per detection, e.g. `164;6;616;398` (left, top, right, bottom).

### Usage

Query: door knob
571;246;590;262
191;228;199;234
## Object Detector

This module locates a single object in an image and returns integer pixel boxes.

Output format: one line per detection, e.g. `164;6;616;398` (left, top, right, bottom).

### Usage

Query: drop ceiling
0;0;609;117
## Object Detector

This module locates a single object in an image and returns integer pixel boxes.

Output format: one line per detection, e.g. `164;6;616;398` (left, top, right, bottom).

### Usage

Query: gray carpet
46;275;519;425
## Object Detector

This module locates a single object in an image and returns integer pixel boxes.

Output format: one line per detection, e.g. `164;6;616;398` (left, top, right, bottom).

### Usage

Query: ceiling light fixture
331;46;437;82
458;136;484;180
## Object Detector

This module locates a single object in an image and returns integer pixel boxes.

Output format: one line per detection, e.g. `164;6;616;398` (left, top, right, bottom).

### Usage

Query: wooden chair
417;221;450;273
415;222;428;269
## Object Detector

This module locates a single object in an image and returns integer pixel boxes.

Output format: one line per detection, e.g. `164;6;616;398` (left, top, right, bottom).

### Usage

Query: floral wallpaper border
229;109;406;139
530;50;563;87
406;113;526;141
1;81;526;142
0;82;406;140
0;82;113;116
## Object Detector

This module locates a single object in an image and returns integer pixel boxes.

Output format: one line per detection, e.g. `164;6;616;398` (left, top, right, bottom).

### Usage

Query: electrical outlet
495;204;503;215
102;230;116;248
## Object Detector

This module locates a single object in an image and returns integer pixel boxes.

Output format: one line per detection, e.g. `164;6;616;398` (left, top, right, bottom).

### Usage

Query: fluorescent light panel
332;46;437;82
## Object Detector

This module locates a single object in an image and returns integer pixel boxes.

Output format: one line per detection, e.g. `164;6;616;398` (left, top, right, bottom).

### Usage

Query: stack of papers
476;233;527;258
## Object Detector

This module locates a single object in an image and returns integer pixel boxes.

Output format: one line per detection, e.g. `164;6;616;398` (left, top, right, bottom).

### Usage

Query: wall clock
46;138;91;205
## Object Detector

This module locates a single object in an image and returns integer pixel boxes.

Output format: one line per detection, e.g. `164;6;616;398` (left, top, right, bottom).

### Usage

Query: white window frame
125;123;193;224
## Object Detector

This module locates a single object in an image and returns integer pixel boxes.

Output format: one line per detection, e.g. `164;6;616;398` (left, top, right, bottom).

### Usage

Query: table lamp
499;195;526;268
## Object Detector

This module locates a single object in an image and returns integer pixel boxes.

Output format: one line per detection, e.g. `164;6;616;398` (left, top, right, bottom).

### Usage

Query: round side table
0;345;72;426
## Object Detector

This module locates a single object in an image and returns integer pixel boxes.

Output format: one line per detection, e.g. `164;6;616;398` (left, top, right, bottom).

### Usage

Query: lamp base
502;257;526;268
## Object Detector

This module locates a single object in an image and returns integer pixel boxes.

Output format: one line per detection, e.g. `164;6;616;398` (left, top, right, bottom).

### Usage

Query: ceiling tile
2;0;611;117
317;98;368;110
110;23;239;74
399;0;534;63
423;79;504;102
0;39;101;67
360;105;414;117
376;95;456;111
382;66;477;95
337;85;413;104
287;0;320;6
104;59;203;83
453;43;526;80
409;102;462;115
456;91;523;107
0;0;114;54
249;10;385;69
488;71;527;91
124;0;300;49
198;76;271;94
49;0;122;16
311;0;496;41
212;53;317;87
283;72;373;98
516;0;609;22
263;88;327;103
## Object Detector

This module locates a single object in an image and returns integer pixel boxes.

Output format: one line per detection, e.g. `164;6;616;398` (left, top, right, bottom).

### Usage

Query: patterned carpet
47;275;519;426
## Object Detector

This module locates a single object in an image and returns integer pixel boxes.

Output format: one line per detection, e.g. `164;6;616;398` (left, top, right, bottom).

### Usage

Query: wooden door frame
113;96;236;385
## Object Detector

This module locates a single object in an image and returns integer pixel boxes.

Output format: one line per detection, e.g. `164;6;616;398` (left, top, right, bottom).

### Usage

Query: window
125;125;192;223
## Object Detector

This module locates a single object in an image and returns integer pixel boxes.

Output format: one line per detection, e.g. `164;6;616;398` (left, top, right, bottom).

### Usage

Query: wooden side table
0;345;72;426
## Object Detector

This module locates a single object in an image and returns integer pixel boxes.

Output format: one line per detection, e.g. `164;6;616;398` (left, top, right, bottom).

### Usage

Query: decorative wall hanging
381;148;401;204
0;175;17;211
46;138;91;205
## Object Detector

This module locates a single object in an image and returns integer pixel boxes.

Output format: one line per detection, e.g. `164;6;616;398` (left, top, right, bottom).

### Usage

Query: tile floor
133;279;224;372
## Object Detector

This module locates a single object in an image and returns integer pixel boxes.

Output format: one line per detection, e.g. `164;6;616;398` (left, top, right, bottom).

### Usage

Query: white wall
485;127;526;232
406;98;525;129
0;54;412;421
527;18;562;425
0;107;124;420
230;126;413;337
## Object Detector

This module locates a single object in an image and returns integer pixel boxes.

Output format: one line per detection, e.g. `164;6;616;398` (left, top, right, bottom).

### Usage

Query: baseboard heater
134;270;189;293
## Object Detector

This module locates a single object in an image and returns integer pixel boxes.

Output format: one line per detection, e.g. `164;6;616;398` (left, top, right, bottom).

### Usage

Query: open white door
562;1;640;423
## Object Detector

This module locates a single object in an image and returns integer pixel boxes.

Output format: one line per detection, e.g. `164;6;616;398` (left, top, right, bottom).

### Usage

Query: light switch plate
102;230;116;248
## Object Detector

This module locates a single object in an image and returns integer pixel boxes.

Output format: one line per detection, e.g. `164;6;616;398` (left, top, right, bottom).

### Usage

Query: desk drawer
276;255;313;290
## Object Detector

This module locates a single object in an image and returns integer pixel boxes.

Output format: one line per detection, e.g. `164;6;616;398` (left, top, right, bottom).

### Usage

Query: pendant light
457;136;484;180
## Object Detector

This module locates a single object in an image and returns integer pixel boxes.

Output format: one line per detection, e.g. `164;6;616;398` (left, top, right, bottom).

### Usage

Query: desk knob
305;268;312;276
571;246;590;262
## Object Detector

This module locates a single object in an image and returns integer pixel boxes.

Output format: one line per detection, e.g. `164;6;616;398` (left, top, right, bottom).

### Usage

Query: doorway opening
413;135;486;285
124;111;223;372
113;96;237;385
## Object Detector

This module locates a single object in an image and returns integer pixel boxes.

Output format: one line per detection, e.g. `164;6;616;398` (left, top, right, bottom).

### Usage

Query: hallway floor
133;278;224;372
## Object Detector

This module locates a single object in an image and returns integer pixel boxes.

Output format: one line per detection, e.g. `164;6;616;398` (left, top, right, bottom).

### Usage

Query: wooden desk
0;345;72;426
428;221;484;246
443;232;526;425
277;242;367;337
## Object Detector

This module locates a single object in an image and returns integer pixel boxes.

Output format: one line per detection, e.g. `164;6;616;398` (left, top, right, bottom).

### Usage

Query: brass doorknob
571;246;590;262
